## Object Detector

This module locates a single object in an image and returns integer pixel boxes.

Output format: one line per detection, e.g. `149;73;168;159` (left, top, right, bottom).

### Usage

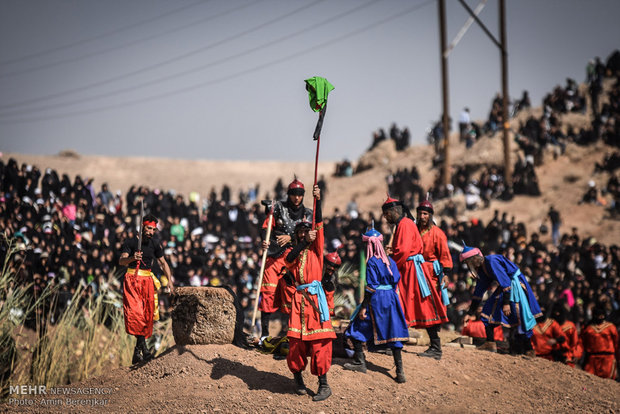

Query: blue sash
509;270;536;332
407;254;430;298
432;260;450;306
297;280;330;323
350;285;393;320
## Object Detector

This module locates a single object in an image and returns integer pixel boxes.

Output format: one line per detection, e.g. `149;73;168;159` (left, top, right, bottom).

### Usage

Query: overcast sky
0;0;619;162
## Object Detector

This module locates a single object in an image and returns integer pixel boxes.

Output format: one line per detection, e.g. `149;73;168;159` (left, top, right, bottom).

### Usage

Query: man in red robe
530;308;569;362
284;185;336;401
416;199;452;358
119;214;173;364
581;306;618;379
259;178;312;340
553;305;582;367
382;197;448;359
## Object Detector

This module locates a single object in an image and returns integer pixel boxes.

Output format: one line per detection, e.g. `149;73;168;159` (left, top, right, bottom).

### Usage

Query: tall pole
499;0;511;186
438;0;450;187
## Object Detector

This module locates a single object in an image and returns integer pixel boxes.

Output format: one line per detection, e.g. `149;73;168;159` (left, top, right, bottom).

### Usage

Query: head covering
362;226;392;275
382;195;414;221
381;195;400;212
325;252;342;267
459;242;482;262
417;200;434;215
288;177;305;196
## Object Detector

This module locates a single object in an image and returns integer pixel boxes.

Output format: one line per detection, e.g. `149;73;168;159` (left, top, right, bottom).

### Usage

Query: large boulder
171;287;236;345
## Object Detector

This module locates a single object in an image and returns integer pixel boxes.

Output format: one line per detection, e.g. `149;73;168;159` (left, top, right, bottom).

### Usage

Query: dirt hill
6;343;619;413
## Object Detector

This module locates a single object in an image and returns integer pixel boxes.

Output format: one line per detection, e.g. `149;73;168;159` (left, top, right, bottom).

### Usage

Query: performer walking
382;197;447;359
460;245;541;355
259;178;312;340
283;185;335;401
119;214;173;364
415;199;452;359
344;227;409;383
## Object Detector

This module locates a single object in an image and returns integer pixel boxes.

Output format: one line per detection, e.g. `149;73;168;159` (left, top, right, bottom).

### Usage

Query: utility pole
499;0;511;186
457;0;511;188
438;0;450;187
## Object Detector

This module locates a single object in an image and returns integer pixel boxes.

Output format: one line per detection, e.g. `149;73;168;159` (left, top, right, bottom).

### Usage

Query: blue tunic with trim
473;255;542;335
345;256;410;348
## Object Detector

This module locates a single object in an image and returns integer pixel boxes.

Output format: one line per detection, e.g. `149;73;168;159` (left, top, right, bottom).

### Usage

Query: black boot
392;348;406;383
131;346;143;365
343;351;367;373
137;336;154;361
418;338;442;360
293;371;307;395
312;374;331;402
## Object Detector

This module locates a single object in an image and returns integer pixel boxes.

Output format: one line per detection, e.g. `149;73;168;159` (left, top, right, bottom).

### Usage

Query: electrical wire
0;0;434;124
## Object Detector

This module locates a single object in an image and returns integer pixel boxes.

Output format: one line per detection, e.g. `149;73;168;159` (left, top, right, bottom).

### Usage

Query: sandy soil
4;342;619;413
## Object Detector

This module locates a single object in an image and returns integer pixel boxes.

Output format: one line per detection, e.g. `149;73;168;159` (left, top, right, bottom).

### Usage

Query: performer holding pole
258;181;313;342
283;185;335;401
119;209;173;364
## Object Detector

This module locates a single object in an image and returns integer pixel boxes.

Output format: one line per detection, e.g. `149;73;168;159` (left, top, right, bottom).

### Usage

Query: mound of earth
7;343;619;413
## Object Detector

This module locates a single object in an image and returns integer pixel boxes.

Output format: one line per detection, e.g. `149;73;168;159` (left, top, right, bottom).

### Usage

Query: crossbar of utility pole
445;0;488;58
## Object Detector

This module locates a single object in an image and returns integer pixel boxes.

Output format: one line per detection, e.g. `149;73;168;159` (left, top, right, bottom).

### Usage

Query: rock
171;287;236;345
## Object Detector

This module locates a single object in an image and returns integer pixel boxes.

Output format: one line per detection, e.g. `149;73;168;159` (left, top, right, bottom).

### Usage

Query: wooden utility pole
457;0;511;187
499;0;511;186
438;0;450;187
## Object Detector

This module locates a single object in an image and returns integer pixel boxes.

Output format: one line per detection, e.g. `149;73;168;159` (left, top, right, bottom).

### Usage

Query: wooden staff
134;199;144;277
251;201;275;328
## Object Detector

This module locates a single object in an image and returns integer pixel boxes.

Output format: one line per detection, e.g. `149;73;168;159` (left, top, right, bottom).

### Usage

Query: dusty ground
4;342;619;413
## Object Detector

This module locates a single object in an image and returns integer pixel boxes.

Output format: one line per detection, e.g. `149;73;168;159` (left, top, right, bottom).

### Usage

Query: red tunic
419;224;452;315
530;319;569;361
419;224;453;270
393;217;448;328
259;216;295;313
581;322;618;379
461;319;503;341
123;269;155;338
285;223;336;341
560;320;582;367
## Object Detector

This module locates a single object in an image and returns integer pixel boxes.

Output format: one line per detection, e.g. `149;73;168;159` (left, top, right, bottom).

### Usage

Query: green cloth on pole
359;250;366;303
304;76;334;112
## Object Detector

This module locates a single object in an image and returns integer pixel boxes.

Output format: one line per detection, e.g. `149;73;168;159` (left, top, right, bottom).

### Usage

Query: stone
171;287;236;345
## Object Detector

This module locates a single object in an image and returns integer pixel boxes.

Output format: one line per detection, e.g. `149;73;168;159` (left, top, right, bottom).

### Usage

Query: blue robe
346;256;409;348
473;255;542;336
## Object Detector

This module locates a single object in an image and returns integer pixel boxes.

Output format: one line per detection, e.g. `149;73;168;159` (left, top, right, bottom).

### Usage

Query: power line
0;0;208;67
0;0;266;80
0;0;325;112
0;0;434;124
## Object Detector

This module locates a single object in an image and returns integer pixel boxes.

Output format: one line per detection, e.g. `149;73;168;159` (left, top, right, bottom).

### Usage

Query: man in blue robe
460;244;542;355
344;228;409;383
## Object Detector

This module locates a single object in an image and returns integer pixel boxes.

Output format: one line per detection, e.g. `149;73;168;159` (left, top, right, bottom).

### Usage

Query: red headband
143;220;157;227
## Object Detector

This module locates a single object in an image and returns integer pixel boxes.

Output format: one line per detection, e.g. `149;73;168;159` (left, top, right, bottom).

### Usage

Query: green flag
304;76;334;112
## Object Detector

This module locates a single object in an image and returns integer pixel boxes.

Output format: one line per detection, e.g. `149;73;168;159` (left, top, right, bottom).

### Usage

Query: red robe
259;217;294;313
530;319;569;361
461;319;503;341
285;223;336;376
560;320;582;367
123;269;155;338
419;224;452;315
393;217;448;328
581;321;618;379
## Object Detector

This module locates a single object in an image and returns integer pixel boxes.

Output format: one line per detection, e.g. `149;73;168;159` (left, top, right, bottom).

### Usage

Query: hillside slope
7;343;619;413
